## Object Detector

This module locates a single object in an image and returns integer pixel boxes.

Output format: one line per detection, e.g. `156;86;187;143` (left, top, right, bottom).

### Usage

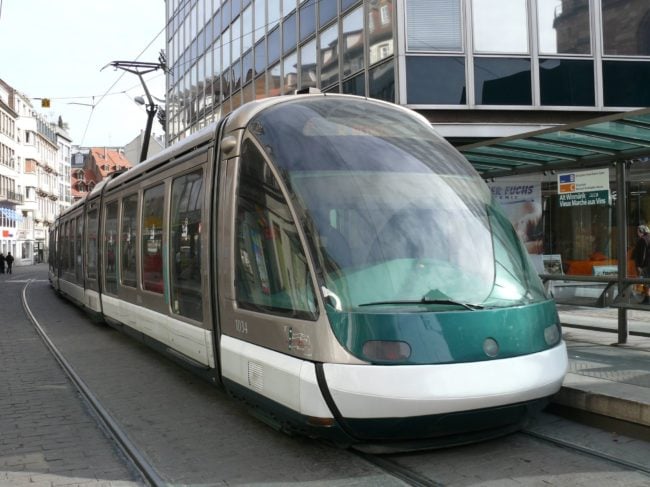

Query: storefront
459;107;650;342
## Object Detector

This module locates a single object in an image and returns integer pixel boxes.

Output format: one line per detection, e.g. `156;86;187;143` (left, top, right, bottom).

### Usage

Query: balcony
0;189;24;204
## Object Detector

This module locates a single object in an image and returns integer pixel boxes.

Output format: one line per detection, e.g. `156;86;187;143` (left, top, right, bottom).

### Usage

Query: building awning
457;107;650;179
0;208;24;222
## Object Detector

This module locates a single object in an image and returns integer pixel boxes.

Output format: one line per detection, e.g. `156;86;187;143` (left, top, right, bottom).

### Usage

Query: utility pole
102;60;164;162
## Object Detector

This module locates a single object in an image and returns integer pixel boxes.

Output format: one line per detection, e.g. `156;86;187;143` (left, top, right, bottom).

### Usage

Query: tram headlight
544;323;561;346
362;340;411;362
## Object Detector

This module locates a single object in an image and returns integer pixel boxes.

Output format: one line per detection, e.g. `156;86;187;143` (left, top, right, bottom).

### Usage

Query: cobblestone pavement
0;267;142;486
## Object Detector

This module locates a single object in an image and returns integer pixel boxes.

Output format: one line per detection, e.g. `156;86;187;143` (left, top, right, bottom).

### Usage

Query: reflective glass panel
235;138;317;319
253;0;265;42
254;39;267;75
283;51;298;94
300;38;317;88
300;0;316;41
320;23;339;87
283;12;297;53
242;5;253;52
342;6;364;77
86;210;98;280
407;0;461;51
269;62;282;95
242;50;253;83
603;61;650;107
474;58;531;105
142;184;165;294
231;15;241;61
539;58;594;106
406;56;466;104
537;0;590;54
269;0;281;30
342;72;365;95
602;0;650;56
268;27;281;62
121;195;138;288
341;0;358;13
222;0;231;31
319;0;336;28
369;59;394;102
105;202;118;295
171;170;204;321
472;0;528;53
256;74;266;98
369;0;394;64
283;0;295;17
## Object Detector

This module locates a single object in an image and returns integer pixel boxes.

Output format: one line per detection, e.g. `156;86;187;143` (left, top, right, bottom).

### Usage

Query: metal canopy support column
616;160;628;344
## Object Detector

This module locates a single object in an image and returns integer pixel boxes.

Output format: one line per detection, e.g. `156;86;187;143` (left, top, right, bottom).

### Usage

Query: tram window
170;170;204;321
68;219;75;277
86;209;99;280
75;215;83;283
235;139;317;319
142;184;165;294
104;201;118;295
61;221;69;272
121;195;138;288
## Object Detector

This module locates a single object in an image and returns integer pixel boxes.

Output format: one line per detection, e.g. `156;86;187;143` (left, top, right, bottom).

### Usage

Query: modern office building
164;0;650;145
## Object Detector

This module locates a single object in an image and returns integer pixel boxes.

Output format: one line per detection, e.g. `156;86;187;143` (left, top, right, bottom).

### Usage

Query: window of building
255;39;267;76
254;0;265;43
342;71;365;95
603;61;650;107
283;51;298;93
320;23;339;88
539;59;594;106
268;0;281;30
369;59;395;102
538;0;590;55
342;6;364;77
602;0;650;56
407;0;461;52
268;27;281;63
319;0;336;28
235;138;317;319
299;0;316;41
242;5;253;52
406;56;466;104
142;184;165;294
105;201;119;295
300;38;317;88
472;0;528;53
369;0;394;64
283;11;297;53
121;194;138;288
170;170;204;321
474;57;532;105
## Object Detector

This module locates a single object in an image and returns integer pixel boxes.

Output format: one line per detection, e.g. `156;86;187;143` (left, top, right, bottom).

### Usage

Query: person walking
633;225;650;304
0;252;5;274
5;251;13;274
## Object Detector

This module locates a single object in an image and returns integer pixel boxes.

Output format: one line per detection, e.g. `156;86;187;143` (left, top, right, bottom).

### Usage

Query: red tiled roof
88;148;132;179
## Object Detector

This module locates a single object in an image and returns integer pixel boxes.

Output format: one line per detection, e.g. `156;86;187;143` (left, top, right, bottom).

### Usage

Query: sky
0;0;167;147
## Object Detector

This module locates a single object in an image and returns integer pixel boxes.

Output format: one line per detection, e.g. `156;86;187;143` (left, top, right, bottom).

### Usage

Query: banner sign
557;169;610;207
488;180;543;254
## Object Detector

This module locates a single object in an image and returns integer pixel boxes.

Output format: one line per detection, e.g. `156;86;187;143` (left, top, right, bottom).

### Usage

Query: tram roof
457;106;650;179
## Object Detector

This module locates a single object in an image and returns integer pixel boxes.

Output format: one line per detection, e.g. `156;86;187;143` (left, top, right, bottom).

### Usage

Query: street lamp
102;60;164;162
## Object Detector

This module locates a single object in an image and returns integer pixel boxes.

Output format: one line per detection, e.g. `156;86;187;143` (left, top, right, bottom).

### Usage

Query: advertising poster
488;180;543;254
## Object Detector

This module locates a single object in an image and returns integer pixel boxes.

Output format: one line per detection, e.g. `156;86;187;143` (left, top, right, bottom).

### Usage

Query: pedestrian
0;252;4;274
5;252;13;274
632;224;650;304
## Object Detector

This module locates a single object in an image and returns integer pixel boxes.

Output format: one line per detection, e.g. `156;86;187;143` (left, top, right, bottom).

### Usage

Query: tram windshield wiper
358;299;482;310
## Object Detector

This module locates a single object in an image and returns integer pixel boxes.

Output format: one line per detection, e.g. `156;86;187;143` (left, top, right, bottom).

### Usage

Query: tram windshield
248;97;546;311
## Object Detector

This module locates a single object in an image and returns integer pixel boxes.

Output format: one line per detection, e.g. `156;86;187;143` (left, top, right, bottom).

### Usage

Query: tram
49;93;567;451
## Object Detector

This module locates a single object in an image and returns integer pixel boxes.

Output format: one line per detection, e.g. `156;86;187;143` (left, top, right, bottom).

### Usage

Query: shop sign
557;168;610;207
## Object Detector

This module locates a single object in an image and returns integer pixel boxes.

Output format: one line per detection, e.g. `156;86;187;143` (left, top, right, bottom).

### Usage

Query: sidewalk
555;305;650;429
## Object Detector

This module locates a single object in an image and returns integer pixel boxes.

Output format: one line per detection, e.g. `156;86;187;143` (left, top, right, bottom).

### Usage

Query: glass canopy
458;107;650;178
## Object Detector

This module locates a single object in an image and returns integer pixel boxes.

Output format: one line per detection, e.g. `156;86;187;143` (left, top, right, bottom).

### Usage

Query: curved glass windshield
248;97;546;311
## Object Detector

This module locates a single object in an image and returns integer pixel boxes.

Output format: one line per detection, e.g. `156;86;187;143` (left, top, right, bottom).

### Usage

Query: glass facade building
165;0;650;144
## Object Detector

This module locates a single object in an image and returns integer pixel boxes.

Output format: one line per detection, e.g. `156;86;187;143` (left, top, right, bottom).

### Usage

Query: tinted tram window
61;221;69;272
121;195;138;288
86;209;99;280
68;219;75;276
170;170;204;321
235;139;317;319
142;184;165;294
104;202;118;295
75;215;83;283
